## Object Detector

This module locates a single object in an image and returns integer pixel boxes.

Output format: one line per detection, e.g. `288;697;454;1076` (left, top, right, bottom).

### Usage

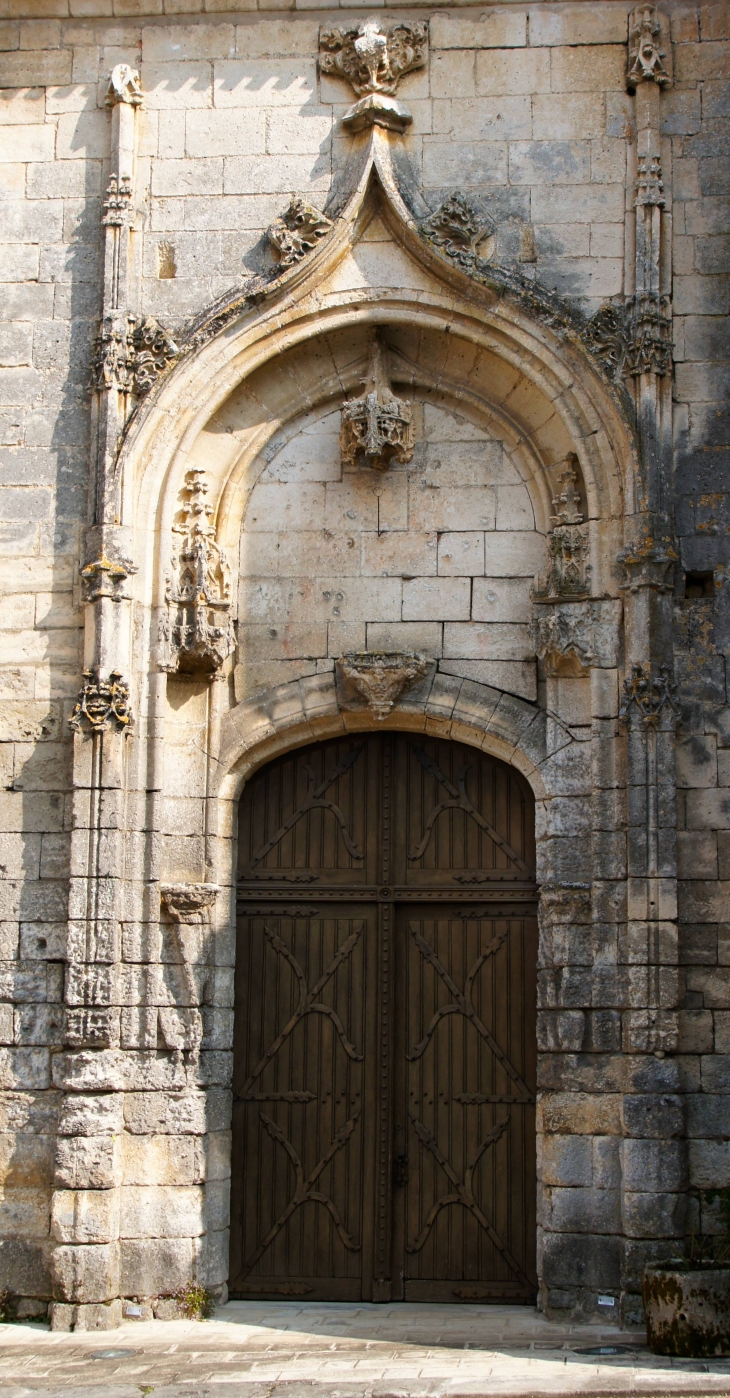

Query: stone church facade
0;0;728;1332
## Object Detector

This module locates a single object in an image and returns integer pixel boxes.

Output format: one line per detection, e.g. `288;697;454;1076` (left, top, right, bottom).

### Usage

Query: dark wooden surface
230;734;538;1303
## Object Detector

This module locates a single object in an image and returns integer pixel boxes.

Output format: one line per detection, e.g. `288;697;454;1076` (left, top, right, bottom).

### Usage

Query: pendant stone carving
341;335;414;472
336;651;427;719
162;468;235;677
619;663;678;726
320;17;427;132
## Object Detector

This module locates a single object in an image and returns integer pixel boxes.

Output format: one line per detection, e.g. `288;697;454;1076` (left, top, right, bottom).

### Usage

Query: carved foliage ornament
69;669;132;733
341;334;414;472
582;292;671;380
92;313;179;395
619;663;678;726
80;550;136;604
421;193;495;267
267;197;333;269
320;18;427;98
162;468;234;676
102;174;133;227
337;651;427;719
533;460;591;600
627;5;670;90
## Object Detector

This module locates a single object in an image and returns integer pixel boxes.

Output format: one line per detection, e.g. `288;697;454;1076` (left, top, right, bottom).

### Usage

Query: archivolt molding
120;127;637;616
213;670;577;812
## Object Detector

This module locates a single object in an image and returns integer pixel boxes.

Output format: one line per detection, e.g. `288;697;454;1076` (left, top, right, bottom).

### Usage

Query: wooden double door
230;733;538;1303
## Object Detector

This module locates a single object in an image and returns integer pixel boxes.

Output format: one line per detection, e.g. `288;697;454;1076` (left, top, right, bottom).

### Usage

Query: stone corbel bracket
160;882;219;925
336;650;430;719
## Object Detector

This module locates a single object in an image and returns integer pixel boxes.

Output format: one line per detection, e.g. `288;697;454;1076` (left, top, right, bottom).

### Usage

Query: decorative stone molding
69;670;132;734
102;174;133;227
582;292;671;380
336;651;427;719
619;536;676;592
341;333;414;471
161;468;234;677
320;18;427;132
160;883;219;924
267;197;333;268
619;662;678;726
533;461;591;600
105;62;143;106
80;551;136;605
421;193;495;267
627;5;670;90
636;153;665;207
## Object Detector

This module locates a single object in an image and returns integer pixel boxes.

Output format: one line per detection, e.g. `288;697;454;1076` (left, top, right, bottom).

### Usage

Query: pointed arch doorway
230;732;538;1303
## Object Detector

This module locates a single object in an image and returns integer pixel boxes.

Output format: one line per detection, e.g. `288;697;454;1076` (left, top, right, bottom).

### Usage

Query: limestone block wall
0;0;726;1326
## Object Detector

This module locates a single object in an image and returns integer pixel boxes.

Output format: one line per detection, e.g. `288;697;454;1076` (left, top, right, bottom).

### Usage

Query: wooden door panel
238;738;379;886
393;908;537;1303
393;738;536;887
233;734;537;1303
230;906;377;1299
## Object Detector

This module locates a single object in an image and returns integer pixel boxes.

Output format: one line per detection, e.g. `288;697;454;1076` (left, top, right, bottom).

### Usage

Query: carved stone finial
320;17;427;131
619;662;678;726
340;334;414;472
162;468;235;677
267;197;333;269
627;6;670;89
69;669;132;734
421;193;495;267
106;63;143;107
336;651;427;719
532;458;591;601
160;883;219;924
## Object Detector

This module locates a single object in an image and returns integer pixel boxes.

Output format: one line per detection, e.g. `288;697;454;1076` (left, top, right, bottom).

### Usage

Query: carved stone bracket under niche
319;17;427;132
336;651;429;719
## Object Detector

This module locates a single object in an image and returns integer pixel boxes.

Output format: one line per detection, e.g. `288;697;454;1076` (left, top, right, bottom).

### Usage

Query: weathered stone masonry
0;0;727;1331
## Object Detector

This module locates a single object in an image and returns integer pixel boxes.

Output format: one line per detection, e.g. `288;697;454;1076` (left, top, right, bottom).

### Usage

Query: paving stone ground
1;1302;730;1398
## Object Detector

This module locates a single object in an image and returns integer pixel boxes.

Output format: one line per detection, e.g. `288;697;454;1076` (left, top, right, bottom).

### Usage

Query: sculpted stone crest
320;17;427;132
341;334;414;472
